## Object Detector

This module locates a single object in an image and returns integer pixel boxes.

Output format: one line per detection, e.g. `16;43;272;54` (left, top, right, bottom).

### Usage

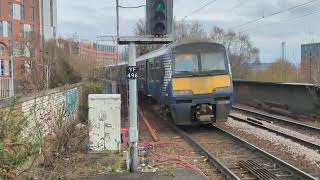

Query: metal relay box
88;94;121;151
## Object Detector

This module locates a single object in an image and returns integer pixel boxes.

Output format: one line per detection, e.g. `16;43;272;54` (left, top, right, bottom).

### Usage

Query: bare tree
17;32;47;93
17;35;85;93
209;26;260;79
133;19;162;56
173;20;206;40
248;59;299;82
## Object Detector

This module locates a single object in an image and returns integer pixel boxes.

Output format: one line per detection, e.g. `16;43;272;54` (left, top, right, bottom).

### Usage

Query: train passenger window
150;64;154;69
155;62;160;69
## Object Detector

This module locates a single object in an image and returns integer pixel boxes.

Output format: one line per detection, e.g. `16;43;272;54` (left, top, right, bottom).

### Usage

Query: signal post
117;0;173;172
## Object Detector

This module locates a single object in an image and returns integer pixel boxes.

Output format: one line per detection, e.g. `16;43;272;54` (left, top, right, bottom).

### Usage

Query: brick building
0;0;57;98
80;40;117;65
301;43;320;83
57;38;118;66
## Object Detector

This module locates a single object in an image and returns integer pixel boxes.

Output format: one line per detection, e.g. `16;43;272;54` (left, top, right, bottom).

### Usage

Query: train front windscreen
173;45;229;77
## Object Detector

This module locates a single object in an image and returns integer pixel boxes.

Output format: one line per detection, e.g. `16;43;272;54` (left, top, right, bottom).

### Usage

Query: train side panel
138;53;172;105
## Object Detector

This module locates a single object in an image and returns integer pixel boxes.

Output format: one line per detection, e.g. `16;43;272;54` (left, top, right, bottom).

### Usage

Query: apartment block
0;0;40;80
40;0;57;41
0;0;57;98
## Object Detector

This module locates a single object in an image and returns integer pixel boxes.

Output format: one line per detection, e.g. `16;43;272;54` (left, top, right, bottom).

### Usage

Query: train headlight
213;87;232;93
173;90;193;96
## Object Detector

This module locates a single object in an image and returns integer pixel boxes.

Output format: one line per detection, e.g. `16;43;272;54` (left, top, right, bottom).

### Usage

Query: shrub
78;81;104;123
0;97;37;179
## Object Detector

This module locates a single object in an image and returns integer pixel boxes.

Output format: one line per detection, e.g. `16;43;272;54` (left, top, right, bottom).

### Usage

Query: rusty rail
138;109;159;142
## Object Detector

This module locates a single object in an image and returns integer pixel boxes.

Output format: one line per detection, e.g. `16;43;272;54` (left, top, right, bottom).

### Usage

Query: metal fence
0;78;11;99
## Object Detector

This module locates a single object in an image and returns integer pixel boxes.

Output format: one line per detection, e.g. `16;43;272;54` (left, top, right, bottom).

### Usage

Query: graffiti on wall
65;88;77;116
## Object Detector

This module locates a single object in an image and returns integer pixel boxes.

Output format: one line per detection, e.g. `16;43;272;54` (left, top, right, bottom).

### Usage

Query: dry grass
247;59;300;83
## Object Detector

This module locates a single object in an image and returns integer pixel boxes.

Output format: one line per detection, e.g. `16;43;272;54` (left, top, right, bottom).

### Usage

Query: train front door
145;60;150;96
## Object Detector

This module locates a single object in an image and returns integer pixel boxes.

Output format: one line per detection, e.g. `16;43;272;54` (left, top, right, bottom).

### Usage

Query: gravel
260;118;320;146
234;103;320;128
225;118;320;165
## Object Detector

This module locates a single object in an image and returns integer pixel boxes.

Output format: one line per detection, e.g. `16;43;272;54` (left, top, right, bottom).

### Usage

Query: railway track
229;113;320;150
232;106;320;134
169;123;317;180
146;104;318;179
232;106;320;149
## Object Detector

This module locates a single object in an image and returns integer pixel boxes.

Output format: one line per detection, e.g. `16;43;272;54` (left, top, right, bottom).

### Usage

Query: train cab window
200;51;227;72
174;54;199;74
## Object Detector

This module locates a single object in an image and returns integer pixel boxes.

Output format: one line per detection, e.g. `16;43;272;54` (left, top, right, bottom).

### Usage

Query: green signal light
154;1;165;12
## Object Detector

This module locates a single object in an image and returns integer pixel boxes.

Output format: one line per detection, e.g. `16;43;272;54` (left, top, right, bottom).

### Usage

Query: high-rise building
0;0;57;98
301;43;320;83
40;0;57;41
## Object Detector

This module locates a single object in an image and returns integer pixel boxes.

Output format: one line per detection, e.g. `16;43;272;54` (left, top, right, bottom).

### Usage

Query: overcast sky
57;0;320;63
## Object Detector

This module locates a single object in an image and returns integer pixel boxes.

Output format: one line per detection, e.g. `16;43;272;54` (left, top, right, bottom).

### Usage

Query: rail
167;123;240;180
232;106;320;133
173;123;317;180
213;125;317;180
229;113;320;150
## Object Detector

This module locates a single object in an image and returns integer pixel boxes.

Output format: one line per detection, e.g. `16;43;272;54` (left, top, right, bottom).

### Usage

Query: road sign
127;66;138;79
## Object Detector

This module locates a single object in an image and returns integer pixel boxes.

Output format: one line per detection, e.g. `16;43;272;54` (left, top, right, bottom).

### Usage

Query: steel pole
40;0;45;48
46;65;49;89
10;55;14;97
128;42;138;172
116;0;119;41
281;42;285;61
116;0;119;65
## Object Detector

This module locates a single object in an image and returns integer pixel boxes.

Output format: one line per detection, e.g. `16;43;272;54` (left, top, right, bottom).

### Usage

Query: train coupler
195;104;214;123
197;114;215;122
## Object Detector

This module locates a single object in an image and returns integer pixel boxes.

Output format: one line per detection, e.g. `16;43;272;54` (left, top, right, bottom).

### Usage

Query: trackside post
128;42;138;172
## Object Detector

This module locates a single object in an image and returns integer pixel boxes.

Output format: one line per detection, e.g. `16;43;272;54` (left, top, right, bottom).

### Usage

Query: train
106;39;233;125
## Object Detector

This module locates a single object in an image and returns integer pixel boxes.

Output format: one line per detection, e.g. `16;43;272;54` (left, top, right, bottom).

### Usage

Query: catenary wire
239;5;320;33
181;0;218;20
232;0;320;29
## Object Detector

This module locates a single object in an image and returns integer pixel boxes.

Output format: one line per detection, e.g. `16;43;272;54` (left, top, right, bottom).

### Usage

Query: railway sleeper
240;160;281;180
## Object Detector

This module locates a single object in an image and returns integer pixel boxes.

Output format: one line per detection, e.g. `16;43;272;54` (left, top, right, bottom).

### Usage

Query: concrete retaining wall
233;80;320;116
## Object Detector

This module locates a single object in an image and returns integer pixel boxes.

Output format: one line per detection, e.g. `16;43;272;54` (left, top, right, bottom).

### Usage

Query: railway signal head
146;0;173;36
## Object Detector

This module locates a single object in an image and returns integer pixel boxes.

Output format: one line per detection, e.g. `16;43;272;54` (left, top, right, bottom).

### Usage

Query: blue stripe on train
147;80;161;99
